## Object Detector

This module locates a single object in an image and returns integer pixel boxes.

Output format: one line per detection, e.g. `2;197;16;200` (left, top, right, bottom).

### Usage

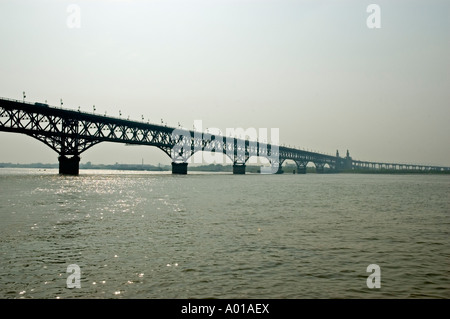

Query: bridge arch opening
81;142;171;167
187;150;234;172
0;132;56;164
246;155;275;174
280;159;300;174
312;162;335;174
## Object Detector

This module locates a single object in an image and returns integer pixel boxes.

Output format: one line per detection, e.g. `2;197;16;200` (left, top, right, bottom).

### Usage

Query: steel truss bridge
1;97;449;175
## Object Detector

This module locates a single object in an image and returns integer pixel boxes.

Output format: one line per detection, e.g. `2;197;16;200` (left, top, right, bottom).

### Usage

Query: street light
23;91;26;102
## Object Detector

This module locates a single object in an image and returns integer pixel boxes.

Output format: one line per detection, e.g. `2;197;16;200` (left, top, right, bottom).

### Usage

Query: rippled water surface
0;168;449;299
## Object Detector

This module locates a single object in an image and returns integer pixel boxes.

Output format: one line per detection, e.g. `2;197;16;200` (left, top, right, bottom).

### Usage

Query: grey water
0;168;449;299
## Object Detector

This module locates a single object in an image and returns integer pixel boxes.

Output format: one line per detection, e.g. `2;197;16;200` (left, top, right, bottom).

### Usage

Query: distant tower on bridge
344;150;352;170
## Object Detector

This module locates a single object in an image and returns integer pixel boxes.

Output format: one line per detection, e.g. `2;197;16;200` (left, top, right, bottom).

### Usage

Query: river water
0;168;449;299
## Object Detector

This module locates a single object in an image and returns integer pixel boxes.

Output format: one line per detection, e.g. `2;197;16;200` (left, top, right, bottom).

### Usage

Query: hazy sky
1;0;449;166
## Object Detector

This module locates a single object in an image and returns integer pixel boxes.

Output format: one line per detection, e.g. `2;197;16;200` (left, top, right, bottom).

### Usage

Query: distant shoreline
1;162;449;174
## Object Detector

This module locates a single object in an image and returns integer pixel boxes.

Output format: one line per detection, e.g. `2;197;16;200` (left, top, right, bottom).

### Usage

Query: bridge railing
0;96;173;129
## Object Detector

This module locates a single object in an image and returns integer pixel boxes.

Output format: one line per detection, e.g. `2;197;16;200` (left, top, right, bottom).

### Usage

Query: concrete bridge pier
172;162;188;174
315;163;325;174
233;164;246;174
294;161;308;174
58;155;80;175
275;165;284;174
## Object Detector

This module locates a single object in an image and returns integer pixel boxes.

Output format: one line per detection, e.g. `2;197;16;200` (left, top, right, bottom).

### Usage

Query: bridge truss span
1;97;449;175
